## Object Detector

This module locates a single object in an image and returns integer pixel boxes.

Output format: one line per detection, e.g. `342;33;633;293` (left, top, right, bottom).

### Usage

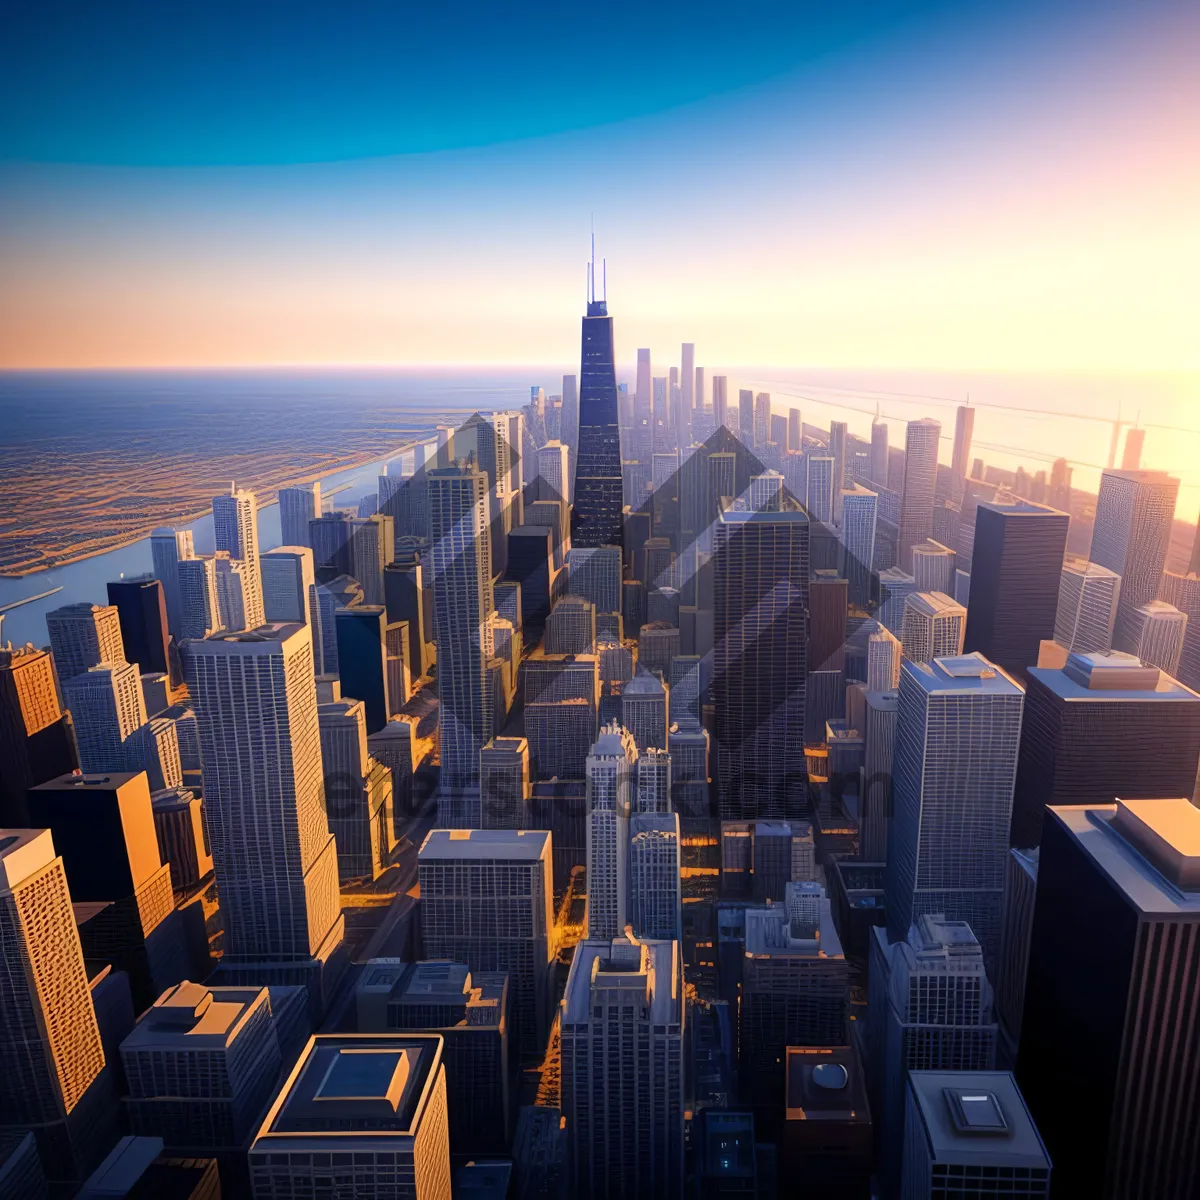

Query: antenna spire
603;258;606;301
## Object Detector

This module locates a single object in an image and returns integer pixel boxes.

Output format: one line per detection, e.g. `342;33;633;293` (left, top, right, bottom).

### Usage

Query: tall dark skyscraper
963;500;1069;679
570;257;623;549
1019;799;1200;1197
106;575;171;675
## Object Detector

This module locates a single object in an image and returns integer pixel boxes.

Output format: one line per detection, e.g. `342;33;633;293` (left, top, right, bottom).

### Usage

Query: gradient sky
1;0;1198;370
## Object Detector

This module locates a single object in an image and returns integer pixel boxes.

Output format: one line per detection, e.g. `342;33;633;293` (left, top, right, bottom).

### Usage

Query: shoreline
0;436;431;580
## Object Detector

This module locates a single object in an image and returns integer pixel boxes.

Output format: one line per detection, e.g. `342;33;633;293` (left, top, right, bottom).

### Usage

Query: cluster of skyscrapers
3;261;1200;1198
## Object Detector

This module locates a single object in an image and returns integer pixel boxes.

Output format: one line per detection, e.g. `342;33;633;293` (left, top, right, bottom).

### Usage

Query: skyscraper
150;527;192;639
713;502;810;820
568;544;623;615
680;342;695;445
1089;468;1180;652
1010;650;1200;847
571;276;623;549
805;454;835;522
248;1033;450;1197
964;500;1069;679
261;546;316;624
278;482;321;548
788;406;802;452
1053;557;1120;653
951;405;975;479
1019;799;1200;1196
46;602;125;683
1128;599;1187;676
900;592;967;665
561;373;580;489
867;626;903;691
1162;569;1200;690
428;464;494;788
621;665;668;754
897;418;942;572
562;936;684;1199
713;375;729;431
480;735;530;829
335;604;391;734
418;828;554;1057
753;392;771;450
106;575;171;675
886;654;1024;964
176;556;220;641
0;828;116;1182
841;482;878;605
585;722;637;939
829;420;847;521
871;417;889;487
184;624;344;1007
211;486;264;630
910;539;957;595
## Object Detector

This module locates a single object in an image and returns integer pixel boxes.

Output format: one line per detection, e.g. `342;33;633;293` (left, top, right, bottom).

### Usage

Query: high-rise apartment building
211;486;264;630
479;736;530;829
184;624;344;1007
910;539;957;595
543;594;596;656
428;465;494;788
585;722;637;939
806;455;835;522
0;828;114;1181
713;503;810;821
418;829;554;1057
841;483;878;605
278;482;321;548
621;666;668;753
248;1034;451;1198
867;626;903;691
1010;650;1200;847
964;500;1069;679
1128;599;1187;676
1053;557;1120;653
897;419;942;572
1019;799;1200;1197
562;936;684;1199
901;1071;1051;1200
900;592;967;665
886;654;1024;965
46;602;125;684
1089;468;1180;652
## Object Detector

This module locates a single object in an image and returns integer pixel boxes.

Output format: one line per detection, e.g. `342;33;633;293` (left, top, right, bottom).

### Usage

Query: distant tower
537;441;570;507
0;829;115;1182
951;404;975;479
806;455;835;522
46;602;125;683
753;392;771;450
278;482;321;548
870;414;889;487
738;389;755;445
829;420;847;521
572;253;624;549
841;483;878;605
585;721;638;939
185;623;344;1008
897;419;942;572
911;539;957;595
1089;469;1180;652
1054;559;1120;654
428;465;494;788
713;375;729;431
788;406;802;452
562;936;684;1199
211;486;264;630
886;654;1024;965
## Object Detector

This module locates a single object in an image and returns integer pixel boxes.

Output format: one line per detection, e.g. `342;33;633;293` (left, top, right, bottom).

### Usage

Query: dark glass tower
570;272;623;548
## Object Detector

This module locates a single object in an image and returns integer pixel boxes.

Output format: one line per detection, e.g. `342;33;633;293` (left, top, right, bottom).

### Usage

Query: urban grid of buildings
3;262;1200;1199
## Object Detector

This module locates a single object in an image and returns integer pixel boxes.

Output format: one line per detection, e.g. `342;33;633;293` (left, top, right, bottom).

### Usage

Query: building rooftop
122;981;270;1051
78;1135;164;1197
744;892;844;960
0;827;55;891
1062;557;1119;580
907;1071;1050;1169
905;591;966;617
1035;652;1198;701
252;1035;444;1148
1047;801;1200;916
419;827;550;862
202;622;305;645
563;936;680;1026
452;1160;514;1199
977;499;1068;519
623;666;666;696
902;653;1023;696
784;1045;870;1124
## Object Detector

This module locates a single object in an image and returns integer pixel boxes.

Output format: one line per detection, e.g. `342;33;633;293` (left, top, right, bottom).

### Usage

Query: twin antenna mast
586;218;606;304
